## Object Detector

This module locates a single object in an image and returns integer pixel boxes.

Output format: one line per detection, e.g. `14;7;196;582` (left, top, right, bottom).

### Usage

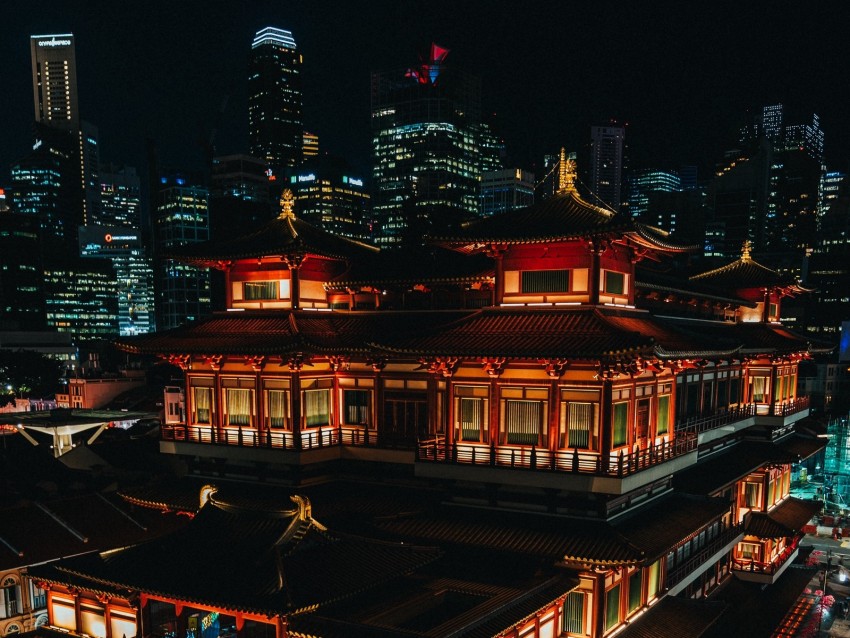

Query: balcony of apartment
666;522;745;596
414;433;699;495
676;397;810;446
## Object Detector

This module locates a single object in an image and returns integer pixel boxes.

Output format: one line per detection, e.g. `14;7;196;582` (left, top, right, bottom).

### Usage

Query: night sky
3;1;850;184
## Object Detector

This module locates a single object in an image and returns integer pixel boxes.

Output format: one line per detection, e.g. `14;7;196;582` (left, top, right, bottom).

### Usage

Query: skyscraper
590;123;625;212
371;44;495;246
153;174;211;330
627;169;681;221
248;27;303;177
30;33;79;130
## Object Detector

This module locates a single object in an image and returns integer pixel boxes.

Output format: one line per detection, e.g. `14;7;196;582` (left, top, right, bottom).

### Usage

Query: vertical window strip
244;280;278;300
568;402;592;448
520;269;569;293
613;402;628;447
267;390;288;428
460;397;487;442
657;395;669;434
194;387;211;424
605;585;621;631
505;400;542;445
305;389;330;427
226;388;252;426
563;592;584;634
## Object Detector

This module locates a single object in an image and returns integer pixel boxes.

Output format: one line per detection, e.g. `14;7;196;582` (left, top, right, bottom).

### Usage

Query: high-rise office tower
627;169;681;221
371;44;494;246
99;165;141;228
819;171;845;218
0;205;46;330
29;33;99;243
248;27;303;177
302;131;319;160
590;124;625;212
30;33;79;130
209;154;272;240
79;227;155;336
480;169;535;217
43;258;118;341
153;174;211;330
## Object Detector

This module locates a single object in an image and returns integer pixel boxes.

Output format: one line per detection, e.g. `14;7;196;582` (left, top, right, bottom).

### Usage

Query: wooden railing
161;423;380;450
416;433;698;478
675;404;757;436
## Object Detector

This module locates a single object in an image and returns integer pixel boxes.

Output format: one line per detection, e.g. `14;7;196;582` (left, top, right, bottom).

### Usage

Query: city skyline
2;1;850;183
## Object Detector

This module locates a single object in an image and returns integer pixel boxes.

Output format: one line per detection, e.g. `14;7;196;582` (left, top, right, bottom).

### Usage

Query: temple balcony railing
675;397;809;447
415;432;698;479
161;423;386;451
731;539;801;585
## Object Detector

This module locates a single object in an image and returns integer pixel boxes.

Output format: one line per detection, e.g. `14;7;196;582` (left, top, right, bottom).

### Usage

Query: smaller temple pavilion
27;485;583;638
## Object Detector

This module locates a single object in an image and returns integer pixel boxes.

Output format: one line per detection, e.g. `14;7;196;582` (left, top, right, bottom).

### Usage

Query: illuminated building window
267;390;290;429
560;401;597;450
613;402;629;447
225;389;253;426
648;560;662;597
604;583;621;631
304;389;330;427
500;387;548;446
455;386;489;442
343;390;371;427
562;591;584;633
628;570;642;613
657;394;670;435
193;387;212;424
244;281;279;300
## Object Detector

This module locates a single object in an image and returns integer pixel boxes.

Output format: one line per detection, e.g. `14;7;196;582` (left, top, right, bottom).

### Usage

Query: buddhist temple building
27;155;831;637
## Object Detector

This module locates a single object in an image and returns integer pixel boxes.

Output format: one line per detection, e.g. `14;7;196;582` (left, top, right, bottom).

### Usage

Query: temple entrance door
382;392;428;448
636;399;650;449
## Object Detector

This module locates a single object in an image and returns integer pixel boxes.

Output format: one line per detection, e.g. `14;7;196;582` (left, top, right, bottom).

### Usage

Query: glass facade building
480;169;534;217
153;176;211;330
291;156;370;240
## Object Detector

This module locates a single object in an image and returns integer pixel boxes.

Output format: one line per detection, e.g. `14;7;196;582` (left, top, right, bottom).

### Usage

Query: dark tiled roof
614;494;733;561
0;493;185;572
636;264;756;308
327;248;494;289
372;507;644;567
746;498;821;538
115;311;468;357
169;214;379;266
660;317;817;356
373;307;658;359
616;595;727;638
674;437;826;495
29;495;441;616
429;190;695;253
690;255;800;290
704;565;818;638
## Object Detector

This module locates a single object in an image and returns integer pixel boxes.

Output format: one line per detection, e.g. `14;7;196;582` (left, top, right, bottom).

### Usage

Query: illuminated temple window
304;387;330;427
343;389;371;427
455;386;489;443
500;387;548;446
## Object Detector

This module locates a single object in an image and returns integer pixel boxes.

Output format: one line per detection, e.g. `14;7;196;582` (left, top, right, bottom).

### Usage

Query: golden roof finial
557;147;577;193
741;239;752;261
279;189;295;220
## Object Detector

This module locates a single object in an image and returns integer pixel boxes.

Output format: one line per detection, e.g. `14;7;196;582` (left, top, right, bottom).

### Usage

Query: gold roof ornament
279;189;295;220
558;147;577;193
741;239;752;262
